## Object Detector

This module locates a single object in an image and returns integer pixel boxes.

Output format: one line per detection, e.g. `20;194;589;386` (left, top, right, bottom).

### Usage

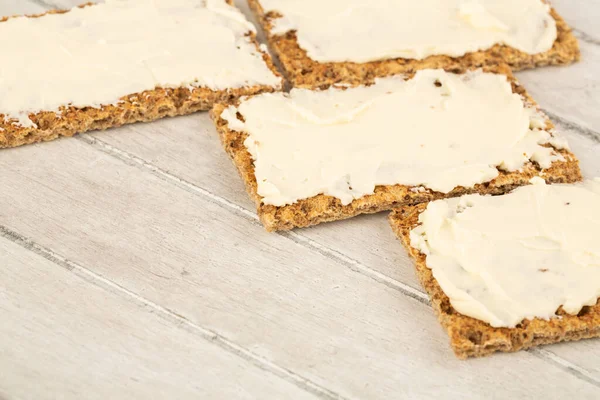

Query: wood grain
0;235;317;400
552;0;600;41
0;0;46;15
517;41;600;133
0;131;599;398
89;105;600;382
0;0;599;398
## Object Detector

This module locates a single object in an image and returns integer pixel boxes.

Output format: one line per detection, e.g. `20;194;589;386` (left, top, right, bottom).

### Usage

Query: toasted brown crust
0;1;282;149
388;205;600;359
210;64;582;232
248;0;580;88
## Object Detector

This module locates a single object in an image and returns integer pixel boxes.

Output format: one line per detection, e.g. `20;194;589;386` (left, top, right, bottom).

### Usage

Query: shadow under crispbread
210;64;582;232
247;0;580;89
0;1;283;149
388;203;600;359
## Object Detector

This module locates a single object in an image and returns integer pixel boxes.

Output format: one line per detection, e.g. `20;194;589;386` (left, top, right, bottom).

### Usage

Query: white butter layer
410;178;600;328
0;0;281;128
260;0;557;63
222;69;566;207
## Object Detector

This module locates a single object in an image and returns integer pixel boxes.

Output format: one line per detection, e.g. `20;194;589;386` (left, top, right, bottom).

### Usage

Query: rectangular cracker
388;202;600;359
248;0;580;88
0;1;282;149
210;64;582;232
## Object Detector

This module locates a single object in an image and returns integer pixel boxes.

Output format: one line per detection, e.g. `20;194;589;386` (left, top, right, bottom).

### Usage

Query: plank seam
28;0;60;10
547;110;600;143
574;29;600;47
76;134;600;387
77;134;429;304
2;0;598;392
0;224;350;400
528;348;600;389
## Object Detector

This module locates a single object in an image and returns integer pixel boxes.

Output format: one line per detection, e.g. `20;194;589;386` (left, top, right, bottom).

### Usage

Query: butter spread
259;0;557;63
410;178;600;328
221;69;566;207
0;0;281;128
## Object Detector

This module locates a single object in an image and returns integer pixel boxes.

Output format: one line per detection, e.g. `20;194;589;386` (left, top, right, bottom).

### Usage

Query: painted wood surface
1;1;599;399
0;236;317;400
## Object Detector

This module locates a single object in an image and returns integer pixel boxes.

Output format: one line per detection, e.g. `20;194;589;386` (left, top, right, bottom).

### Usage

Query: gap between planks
76;134;431;305
545;110;600;143
529;348;600;389
29;0;61;11
75;133;600;389
8;0;600;390
574;29;600;47
0;224;349;400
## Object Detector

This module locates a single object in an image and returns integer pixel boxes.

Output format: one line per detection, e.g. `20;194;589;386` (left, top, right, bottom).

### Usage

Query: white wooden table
1;1;599;399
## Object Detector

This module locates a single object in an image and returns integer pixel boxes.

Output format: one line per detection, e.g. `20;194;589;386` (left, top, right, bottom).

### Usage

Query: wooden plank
553;0;600;40
86;105;600;378
0;0;598;398
0;1;45;16
28;0;82;10
90;110;600;286
549;340;600;384
84;113;420;287
517;41;600;133
565;125;600;178
0;235;316;400
516;0;600;134
1;139;599;398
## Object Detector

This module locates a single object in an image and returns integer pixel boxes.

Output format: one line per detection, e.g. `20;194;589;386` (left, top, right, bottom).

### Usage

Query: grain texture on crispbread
248;0;580;88
388;204;600;359
0;1;282;149
210;64;582;232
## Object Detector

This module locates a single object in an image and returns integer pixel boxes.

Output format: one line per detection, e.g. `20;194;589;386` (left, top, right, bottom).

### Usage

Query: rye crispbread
0;1;282;149
388;203;600;359
210;64;582;232
247;0;580;88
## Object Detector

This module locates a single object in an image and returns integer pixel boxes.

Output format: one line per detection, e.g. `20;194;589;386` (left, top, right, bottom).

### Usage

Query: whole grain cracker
210;64;582;231
388;203;600;359
248;0;580;89
0;1;282;149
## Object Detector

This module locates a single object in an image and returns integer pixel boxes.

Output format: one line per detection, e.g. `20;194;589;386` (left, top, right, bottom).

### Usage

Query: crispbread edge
0;0;283;149
210;64;582;232
248;0;581;88
388;204;600;359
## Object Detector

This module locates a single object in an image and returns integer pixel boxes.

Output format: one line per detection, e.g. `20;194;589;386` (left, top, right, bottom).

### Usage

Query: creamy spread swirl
222;69;567;207
260;0;557;63
410;178;600;328
0;0;281;128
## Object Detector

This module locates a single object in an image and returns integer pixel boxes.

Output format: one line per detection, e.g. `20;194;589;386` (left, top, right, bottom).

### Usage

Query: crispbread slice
210;64;582;232
388;203;600;359
0;1;282;149
248;0;580;88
